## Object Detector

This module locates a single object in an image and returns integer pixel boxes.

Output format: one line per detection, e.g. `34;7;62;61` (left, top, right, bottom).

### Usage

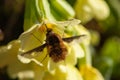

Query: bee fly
21;20;86;63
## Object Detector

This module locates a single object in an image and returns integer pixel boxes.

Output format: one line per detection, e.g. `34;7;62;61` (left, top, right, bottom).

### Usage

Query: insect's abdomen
48;44;67;62
47;33;67;62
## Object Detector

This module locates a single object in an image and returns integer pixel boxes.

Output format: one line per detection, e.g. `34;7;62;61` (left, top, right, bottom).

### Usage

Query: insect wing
55;19;81;27
20;43;47;58
62;35;86;43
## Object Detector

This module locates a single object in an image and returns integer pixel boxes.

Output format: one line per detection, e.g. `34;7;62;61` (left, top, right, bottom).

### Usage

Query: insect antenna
43;23;48;31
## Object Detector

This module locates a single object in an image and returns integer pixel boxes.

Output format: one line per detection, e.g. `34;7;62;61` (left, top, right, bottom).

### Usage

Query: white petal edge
17;55;43;66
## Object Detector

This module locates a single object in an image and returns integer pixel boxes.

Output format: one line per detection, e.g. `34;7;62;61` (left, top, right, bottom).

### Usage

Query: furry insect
20;20;85;62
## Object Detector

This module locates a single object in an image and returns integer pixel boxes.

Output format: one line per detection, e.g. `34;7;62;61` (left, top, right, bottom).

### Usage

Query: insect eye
47;28;52;32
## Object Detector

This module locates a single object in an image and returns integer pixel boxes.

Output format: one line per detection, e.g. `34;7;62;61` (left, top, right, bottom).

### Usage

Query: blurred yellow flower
80;65;104;80
74;0;110;23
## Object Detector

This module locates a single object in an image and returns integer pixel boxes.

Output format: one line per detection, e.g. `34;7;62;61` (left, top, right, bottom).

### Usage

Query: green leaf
24;0;38;31
49;0;75;20
101;37;120;64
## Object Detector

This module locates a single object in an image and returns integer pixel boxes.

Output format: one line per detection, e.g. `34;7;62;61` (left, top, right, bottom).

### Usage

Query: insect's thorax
46;31;62;46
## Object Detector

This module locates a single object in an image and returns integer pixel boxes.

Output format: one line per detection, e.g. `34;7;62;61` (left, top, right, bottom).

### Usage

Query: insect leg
41;53;49;63
31;33;42;44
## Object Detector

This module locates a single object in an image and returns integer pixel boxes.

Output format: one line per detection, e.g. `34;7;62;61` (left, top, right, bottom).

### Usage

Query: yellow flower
17;19;90;80
74;0;110;23
42;64;83;80
18;19;87;67
0;40;35;79
80;65;104;80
